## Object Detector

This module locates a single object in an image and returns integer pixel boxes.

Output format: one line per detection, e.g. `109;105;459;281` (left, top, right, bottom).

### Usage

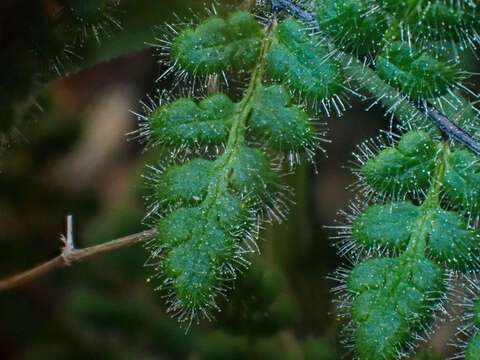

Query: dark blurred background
1;0;476;359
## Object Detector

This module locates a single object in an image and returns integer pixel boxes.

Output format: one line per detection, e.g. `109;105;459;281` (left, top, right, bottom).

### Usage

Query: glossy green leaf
156;158;215;206
249;85;315;151
376;41;462;98
443;150;480;215
377;1;480;45
466;333;480;360
427;209;480;271
228;145;278;198
348;255;445;360
156;207;201;248
351;198;480;272
362;131;436;195
351;202;419;251
316;0;387;54
149;93;236;146
159;193;250;310
265;18;344;100
347;257;394;294
171;11;262;74
408;2;478;42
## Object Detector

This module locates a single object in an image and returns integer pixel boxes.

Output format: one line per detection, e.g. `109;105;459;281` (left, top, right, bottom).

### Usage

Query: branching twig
0;215;155;293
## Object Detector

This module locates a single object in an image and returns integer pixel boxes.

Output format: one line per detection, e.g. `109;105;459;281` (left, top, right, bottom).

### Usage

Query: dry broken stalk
0;215;155;292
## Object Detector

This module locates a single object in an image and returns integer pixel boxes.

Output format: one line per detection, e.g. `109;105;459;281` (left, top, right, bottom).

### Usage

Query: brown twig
0;215;155;293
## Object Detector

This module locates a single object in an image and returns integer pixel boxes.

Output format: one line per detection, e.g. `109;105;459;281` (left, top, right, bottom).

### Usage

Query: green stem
381;142;448;306
203;20;275;203
223;21;274;159
217;21;274;178
404;141;449;257
336;53;432;131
